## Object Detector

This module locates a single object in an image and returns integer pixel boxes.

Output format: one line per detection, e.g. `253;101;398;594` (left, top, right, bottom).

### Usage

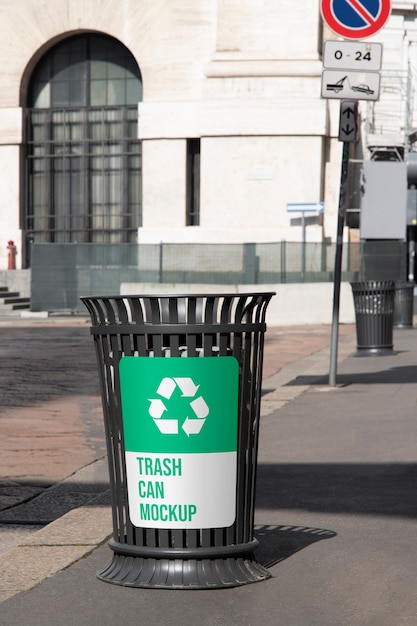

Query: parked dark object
394;282;414;329
350;281;395;355
82;292;275;589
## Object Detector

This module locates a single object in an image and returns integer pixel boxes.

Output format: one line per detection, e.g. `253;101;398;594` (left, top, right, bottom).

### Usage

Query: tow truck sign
321;0;391;40
321;69;381;100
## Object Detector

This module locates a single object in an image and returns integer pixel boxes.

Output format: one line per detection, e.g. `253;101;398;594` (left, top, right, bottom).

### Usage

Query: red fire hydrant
7;240;16;270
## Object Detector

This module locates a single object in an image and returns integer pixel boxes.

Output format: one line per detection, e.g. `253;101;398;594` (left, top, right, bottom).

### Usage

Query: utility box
360;161;407;241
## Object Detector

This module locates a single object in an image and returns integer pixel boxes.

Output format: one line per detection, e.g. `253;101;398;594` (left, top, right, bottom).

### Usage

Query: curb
0;504;113;603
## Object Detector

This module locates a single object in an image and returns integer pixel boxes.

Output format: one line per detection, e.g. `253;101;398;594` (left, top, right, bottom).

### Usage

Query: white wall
199;136;324;243
141;140;187;230
120;281;356;326
139;135;326;244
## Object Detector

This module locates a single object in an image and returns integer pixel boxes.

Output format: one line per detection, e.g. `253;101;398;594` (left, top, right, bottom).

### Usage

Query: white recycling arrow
149;376;209;436
148;398;167;419
174;377;200;397
154;419;179;435
181;396;209;437
157;377;177;399
148;398;179;434
182;416;206;437
190;396;209;419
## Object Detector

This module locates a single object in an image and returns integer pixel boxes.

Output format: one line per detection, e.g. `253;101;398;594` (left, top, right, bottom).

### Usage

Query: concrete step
0;287;30;314
1;297;30;306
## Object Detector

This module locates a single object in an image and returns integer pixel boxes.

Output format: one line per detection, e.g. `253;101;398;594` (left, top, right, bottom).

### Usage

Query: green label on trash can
119;356;239;529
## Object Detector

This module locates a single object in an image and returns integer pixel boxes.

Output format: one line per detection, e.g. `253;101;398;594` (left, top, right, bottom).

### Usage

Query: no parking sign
321;0;391;39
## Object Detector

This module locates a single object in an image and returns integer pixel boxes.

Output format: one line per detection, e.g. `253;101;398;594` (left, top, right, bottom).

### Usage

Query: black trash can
350;281;395;355
82;292;275;589
394;281;414;329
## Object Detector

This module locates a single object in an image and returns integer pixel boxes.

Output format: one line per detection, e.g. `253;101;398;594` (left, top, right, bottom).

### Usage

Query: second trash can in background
82;292;275;590
394;281;414;329
350;281;395;355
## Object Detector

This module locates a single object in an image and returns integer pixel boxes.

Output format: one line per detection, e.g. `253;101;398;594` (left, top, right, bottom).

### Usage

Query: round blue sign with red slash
321;0;391;39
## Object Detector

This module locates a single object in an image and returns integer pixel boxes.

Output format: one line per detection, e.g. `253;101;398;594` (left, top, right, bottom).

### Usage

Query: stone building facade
0;0;416;269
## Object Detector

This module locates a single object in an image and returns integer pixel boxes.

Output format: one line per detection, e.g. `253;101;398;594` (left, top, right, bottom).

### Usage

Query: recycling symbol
148;377;209;437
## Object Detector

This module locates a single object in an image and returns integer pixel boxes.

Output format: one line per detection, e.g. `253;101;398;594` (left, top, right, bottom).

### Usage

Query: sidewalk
1;319;417;624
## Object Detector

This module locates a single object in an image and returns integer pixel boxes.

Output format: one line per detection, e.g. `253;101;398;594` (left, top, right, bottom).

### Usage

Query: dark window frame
186;138;201;226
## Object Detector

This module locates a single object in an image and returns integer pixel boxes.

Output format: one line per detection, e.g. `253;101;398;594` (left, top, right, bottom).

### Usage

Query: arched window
25;34;142;254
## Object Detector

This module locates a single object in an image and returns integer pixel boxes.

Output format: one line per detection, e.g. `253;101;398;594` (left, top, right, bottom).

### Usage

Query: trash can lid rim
81;292;276;300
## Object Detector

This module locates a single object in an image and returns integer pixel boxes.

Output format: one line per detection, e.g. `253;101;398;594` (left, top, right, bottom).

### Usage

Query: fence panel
30;241;407;312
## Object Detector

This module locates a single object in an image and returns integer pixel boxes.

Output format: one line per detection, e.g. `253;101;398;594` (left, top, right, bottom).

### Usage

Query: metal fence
30;241;409;312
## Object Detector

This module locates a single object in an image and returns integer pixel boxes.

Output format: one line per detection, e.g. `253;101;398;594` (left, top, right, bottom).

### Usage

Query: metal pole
159;241;163;283
329;141;350;386
301;213;306;280
281;240;286;284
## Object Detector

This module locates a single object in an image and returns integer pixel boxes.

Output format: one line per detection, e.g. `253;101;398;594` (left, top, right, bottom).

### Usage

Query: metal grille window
25;34;142;247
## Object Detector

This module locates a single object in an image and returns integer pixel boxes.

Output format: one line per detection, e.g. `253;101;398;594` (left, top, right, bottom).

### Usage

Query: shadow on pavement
3;460;416;526
0;481;110;525
255;524;337;568
285;364;417;386
257;462;417;518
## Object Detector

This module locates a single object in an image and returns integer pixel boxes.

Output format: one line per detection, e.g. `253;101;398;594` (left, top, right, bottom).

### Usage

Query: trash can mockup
394;282;414;329
350;281;395;355
82;292;275;589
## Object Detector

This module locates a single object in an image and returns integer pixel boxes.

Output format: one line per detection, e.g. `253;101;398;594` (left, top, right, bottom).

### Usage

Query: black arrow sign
341;124;355;136
342;106;355;119
338;101;358;143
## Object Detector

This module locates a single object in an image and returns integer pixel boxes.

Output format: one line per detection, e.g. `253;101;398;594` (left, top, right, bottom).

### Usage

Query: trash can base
97;552;271;589
355;346;394;356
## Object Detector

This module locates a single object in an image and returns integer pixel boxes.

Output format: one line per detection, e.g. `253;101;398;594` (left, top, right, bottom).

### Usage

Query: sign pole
302;213;306;279
329;100;358;386
321;0;388;385
329;139;350;387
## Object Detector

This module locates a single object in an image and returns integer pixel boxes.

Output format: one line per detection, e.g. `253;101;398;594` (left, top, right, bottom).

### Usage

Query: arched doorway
24;34;142;264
